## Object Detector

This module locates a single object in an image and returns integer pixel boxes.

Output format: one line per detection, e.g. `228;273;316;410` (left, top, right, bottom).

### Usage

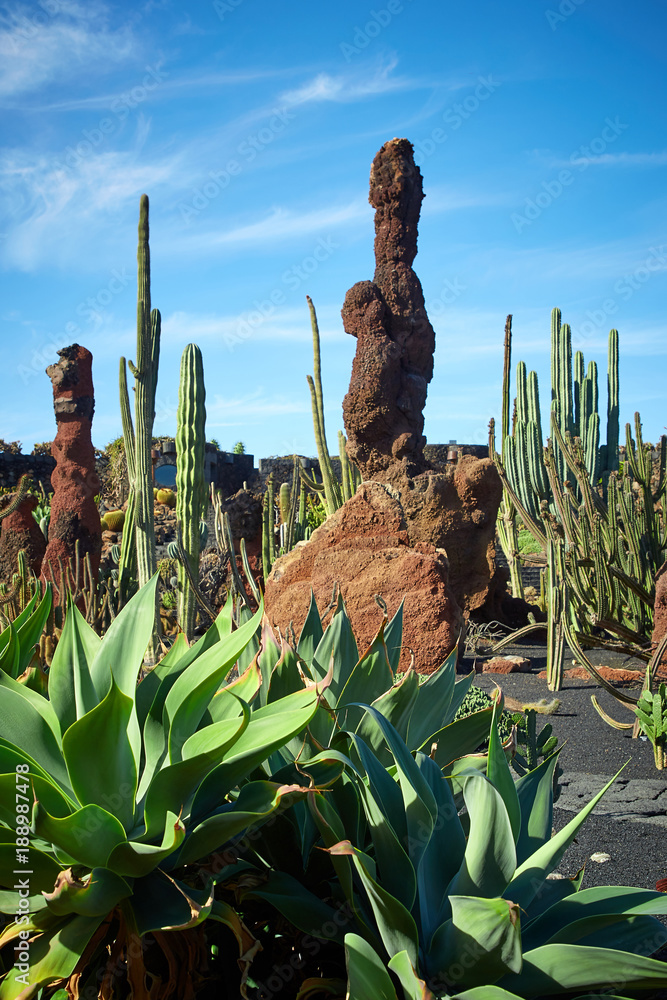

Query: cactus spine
175;343;207;642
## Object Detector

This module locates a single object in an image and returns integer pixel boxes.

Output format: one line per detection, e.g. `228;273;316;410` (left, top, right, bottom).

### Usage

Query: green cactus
119;195;161;660
0;475;31;522
175;343;208;642
117;360;137;602
634;670;667;770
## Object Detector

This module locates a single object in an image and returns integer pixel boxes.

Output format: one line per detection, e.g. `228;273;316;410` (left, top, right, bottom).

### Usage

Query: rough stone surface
0;494;46;580
264;481;462;674
537;665;645;685
342;138;434;481
482;655;531;674
40;345;102;605
652;560;667;671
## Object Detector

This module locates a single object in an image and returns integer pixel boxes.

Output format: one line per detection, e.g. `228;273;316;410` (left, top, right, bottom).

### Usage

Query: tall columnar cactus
117;357;137;601
121;195;161;661
175;343;207;641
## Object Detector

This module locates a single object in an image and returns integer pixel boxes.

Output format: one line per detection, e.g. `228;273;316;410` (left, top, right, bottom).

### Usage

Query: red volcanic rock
482;655;531;674
40;345;102;607
342;138;435;481
537;666;645;685
0;493;46;581
264;482;462;675
652;561;667;673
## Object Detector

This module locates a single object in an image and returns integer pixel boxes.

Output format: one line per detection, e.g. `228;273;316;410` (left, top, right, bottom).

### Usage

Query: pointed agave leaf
486;701;521;843
0;686;69;788
130;869;214;936
387;950;435;1000
406;646;458;751
345;933;400;1000
498;943;667;995
48;597;101;733
355;669;419;756
514;748;562;865
177;781;307;866
257;615;282;705
62;675;137;832
506;768;624;910
135;630;190;728
428;895;522;989
347;733;407;846
206;663;261;723
354;777;416;913
0;739;75;808
296;590;324;668
453;989;524;999
108;810;185;878
14;583;53;676
0;913;105;1000
383;599;404;675
429;706;496;768
336;624;395;733
267;641;307;704
88;575;159;701
0;620;19;678
32;801;127;870
448;774;516;899
544;912;667;953
0;667;61;743
311;595;359;702
330;840;420;967
307;789;357;909
165;600;263;761
41;866;132;917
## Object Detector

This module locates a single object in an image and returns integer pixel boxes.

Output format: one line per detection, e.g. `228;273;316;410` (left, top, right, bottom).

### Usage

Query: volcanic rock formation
41;345;102;606
264;482;462;674
0;493;46;582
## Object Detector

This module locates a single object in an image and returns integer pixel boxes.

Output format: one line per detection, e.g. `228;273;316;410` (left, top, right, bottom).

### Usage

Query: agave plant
0;582;52;690
309;704;667;999
0;578;331;998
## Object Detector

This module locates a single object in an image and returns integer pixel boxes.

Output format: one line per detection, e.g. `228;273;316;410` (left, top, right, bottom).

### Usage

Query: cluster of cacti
175;343;208;641
493;308;666;692
117;195;162;660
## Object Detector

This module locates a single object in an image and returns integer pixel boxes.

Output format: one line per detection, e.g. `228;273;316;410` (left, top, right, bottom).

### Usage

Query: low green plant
0;578;331;997
634;669;667;769
233;440;245;454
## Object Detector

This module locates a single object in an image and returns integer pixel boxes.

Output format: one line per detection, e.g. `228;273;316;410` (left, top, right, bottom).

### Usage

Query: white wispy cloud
280;57;413;106
549;150;667;170
0;2;137;100
160;306;343;346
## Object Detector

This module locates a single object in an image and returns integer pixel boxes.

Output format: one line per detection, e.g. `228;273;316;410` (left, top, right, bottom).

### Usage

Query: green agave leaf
311;594;358;704
506;768;624;910
108;810;185;878
0;745;76;818
62;676;137;832
0;620;19;679
88;574;159;702
387;949;435;1000
42;866;131;917
452;988;524;999
175;780;306;866
0;668;61;744
414;752;466;939
257;615;282;705
164;600;263;761
347;733;407;847
296;590;324;669
143;704;249;839
354;775;416;913
0;687;69;789
32;801;127;870
523;885;667;950
406;645;458;752
344;933;400;1000
129;869;214;935
207;660;262;723
427;895;522;990
429;706;495;769
0;843;60;894
498;943;667;995
0;913;104;1000
330;840;419;967
240;869;350;944
14;583;53;677
514;747;562;866
486;701;520;844
447;774;516;899
191;681;326;818
307;789;356;911
135;630;190;728
267;641;307;704
355;669;419;759
545;912;667;953
336;624;395;733
383;599;404;675
48;597;101;735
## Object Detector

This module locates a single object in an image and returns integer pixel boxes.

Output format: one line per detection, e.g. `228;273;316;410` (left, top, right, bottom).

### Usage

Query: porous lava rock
342;138;434;481
652;560;667;673
40;345;102;606
0;494;46;580
264;481;462;674
482;655;531;674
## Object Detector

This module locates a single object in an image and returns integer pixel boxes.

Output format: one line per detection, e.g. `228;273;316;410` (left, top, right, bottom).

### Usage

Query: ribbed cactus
175;343;207;642
0;475;31;522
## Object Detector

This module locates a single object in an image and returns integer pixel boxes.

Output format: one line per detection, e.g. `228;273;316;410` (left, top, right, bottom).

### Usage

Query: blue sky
1;0;665;461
